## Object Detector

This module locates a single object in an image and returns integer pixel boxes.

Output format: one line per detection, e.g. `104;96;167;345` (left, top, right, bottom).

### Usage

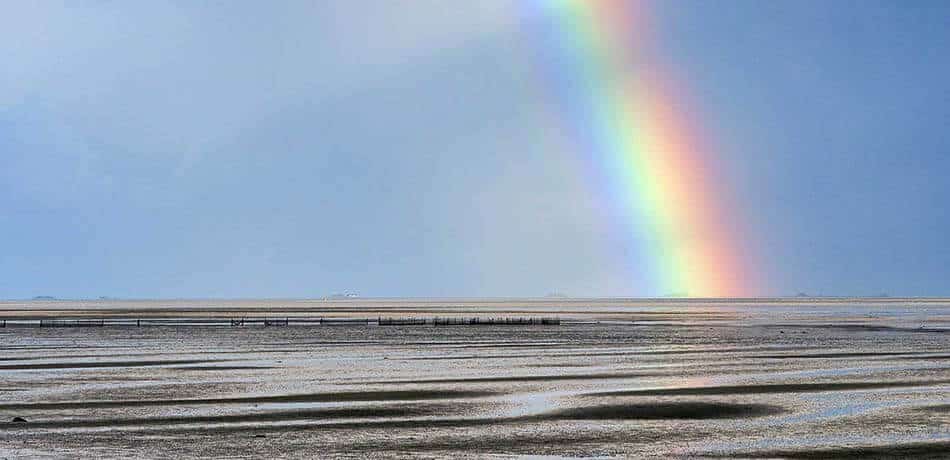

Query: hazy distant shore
1;298;948;332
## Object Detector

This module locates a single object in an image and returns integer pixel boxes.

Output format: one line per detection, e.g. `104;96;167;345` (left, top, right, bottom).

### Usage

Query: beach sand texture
0;299;948;458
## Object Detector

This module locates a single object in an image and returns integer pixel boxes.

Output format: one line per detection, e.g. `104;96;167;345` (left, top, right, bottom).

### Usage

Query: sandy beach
0;299;948;458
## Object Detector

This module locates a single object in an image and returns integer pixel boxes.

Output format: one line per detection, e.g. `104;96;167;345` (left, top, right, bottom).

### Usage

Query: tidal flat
0;299;948;458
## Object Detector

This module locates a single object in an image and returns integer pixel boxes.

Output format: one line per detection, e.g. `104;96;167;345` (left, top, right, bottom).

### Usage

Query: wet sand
720;441;950;459
0;299;948;458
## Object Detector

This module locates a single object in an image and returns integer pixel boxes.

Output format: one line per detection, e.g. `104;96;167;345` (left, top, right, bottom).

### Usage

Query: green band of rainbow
525;0;756;297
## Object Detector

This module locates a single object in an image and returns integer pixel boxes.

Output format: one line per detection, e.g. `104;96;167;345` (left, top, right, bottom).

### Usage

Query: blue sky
2;1;949;298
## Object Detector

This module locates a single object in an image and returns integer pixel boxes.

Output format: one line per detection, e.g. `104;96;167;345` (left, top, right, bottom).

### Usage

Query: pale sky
2;1;949;298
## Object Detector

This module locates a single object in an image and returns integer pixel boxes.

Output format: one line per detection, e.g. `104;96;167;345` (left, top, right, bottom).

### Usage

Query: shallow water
0;300;948;458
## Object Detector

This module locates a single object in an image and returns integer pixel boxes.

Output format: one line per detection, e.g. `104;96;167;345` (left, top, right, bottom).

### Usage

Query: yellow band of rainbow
527;0;756;297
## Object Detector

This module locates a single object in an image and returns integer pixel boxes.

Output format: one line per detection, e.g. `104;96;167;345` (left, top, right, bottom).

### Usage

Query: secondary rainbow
524;0;756;297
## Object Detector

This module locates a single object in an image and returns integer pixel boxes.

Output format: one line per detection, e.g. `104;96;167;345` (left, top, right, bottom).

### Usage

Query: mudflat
0;299;948;458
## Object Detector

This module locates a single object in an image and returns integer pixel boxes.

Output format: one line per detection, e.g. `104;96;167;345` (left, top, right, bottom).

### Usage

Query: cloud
0;1;521;204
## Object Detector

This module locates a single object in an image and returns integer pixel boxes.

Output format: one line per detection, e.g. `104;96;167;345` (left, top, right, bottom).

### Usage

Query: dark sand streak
889;354;950;361
0;359;225;370
725;441;950;459
367;372;665;385
756;352;926;359
594;380;950;397
542;402;783;420
395;346;827;361
0;349;337;362
0;405;458;430
0;345;131;351
170;366;274;371
0;390;496;411
139;402;783;435
764;324;950;334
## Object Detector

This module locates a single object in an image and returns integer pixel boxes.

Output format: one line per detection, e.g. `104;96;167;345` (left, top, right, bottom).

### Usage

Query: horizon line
4;295;947;302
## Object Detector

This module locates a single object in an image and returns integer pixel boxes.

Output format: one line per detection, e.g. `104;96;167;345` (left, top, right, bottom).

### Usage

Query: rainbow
523;0;756;297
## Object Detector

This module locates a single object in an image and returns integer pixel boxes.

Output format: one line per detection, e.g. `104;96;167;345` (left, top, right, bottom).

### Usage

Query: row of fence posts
379;317;560;326
37;319;105;327
0;316;560;328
